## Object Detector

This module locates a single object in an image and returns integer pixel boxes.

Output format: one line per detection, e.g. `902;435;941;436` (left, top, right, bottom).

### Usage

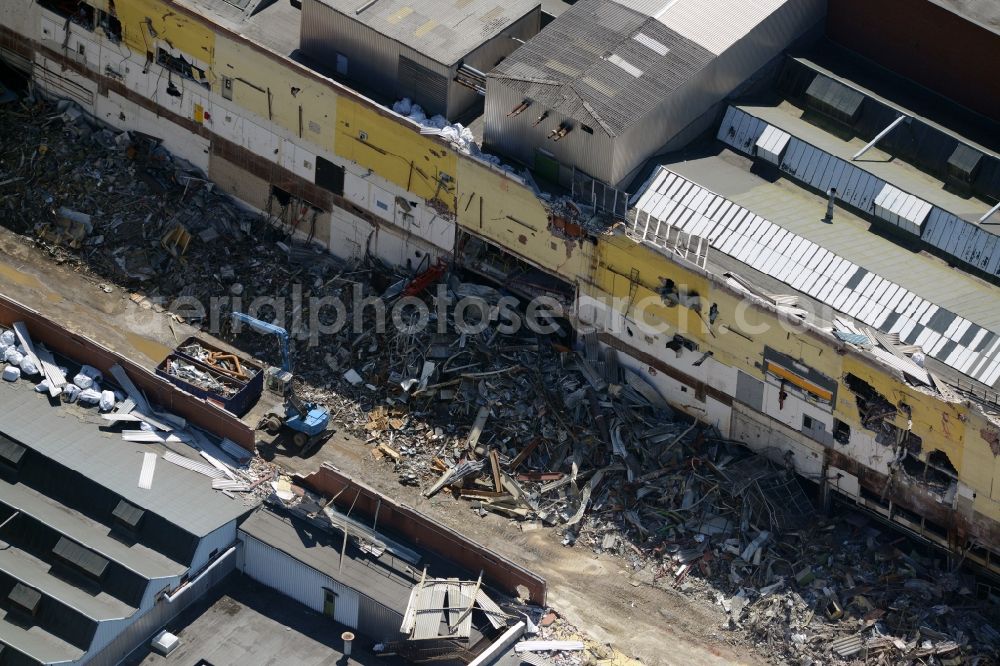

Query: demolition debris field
1;96;999;666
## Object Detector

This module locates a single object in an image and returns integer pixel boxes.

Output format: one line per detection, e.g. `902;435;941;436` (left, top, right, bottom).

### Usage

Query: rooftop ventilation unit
8;583;41;616
112;499;145;533
0;434;26;470
804;75;864;126
53;537;110;581
946;143;983;187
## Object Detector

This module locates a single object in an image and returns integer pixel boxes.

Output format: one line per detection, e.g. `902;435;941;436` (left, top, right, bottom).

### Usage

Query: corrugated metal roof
489;0;713;137
312;0;539;65
630;166;1000;389
0;382;249;538
611;0;800;55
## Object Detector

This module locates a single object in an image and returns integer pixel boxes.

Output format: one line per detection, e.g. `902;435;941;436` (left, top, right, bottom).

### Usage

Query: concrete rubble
2;97;999;665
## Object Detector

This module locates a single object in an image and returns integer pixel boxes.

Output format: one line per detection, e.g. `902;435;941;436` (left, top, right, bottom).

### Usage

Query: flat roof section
630;164;1000;390
178;0;304;57
132;575;402;666
239;507;417;613
0;381;250;539
737;101;991;224
311;0;541;67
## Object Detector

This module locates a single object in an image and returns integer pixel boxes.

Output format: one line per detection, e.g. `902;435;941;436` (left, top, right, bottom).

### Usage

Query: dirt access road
0;228;765;666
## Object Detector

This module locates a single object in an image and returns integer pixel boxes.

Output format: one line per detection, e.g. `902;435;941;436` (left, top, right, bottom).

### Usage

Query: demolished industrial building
1;0;1000;663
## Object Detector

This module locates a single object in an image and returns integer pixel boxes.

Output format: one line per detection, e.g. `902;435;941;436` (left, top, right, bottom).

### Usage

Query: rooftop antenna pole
979;200;1000;224
823;187;837;223
852;115;907;161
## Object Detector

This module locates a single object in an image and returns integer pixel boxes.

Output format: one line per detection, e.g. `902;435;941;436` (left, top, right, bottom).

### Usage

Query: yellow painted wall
456;160;590;279
589;235;709;341
116;0;214;64
213;36;337;154
336;97;457;211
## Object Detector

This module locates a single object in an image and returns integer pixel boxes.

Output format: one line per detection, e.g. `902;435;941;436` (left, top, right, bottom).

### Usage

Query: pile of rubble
0;96;344;306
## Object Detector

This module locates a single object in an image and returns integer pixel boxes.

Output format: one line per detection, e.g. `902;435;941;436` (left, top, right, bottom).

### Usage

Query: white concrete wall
578;293;736;435
16;6;456;276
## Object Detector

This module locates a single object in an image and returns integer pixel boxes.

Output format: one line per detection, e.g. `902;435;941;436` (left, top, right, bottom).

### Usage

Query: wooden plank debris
488;449;502;492
466;405;490;449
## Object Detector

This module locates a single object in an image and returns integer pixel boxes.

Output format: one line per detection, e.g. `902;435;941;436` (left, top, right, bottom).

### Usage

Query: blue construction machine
231;312;331;454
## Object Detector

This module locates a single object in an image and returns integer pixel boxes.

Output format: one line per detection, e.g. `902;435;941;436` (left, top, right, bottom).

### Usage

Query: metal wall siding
484;77;615;183
357;594;406;642
632;166;1000;388
240;533;360;628
87;551;237;666
189;520;239;574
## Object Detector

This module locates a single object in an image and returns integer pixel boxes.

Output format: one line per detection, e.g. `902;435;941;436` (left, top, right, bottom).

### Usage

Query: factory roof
608;0;804;55
0;479;184;581
926;0;1000;34
489;0;712;137
0;381;250;539
310;0;541;67
239;506;417;612
629;158;1000;390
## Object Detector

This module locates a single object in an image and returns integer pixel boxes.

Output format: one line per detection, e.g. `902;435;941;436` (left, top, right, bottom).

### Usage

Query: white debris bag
78;364;103;381
34;380;51;393
77;388;102;405
4;347;23;366
2;366;20;382
19;356;40;376
99;390;116;412
0;330;14;347
62;384;81;403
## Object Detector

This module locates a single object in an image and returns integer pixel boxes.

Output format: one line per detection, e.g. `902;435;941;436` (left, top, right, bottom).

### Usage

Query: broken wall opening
267;185;323;242
40;0;94;25
900;449;957;495
844;373;898;434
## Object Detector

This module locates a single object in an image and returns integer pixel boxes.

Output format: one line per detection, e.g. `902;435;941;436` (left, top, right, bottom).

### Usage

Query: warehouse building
0;368;253;665
300;0;542;120
484;0;824;188
238;506;413;644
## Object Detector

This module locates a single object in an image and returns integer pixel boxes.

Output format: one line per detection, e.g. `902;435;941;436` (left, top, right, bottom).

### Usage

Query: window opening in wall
221;76;234;101
157;48;209;89
267;185;322;242
833;418;850;445
580;123;594;134
315;156;344;195
41;0;94;27
900;449;955;495
803;414;816;430
97;9;122;42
